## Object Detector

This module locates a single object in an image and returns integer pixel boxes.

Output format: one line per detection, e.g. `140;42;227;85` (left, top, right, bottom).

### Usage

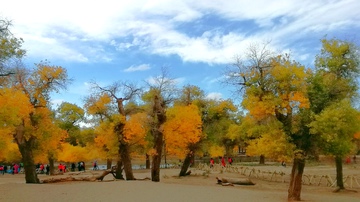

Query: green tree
55;102;85;146
202;99;238;157
309;100;360;189
308;38;360;190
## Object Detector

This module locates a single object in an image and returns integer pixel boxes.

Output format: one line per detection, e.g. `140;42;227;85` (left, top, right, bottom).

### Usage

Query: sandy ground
0;165;359;202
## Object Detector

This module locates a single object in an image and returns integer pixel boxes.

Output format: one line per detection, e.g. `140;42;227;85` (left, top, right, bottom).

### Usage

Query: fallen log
42;170;116;183
41;169;151;183
41;176;97;183
94;170;115;181
216;177;255;186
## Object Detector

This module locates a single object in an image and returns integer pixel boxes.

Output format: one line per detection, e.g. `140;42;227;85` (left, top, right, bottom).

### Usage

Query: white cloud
124;64;151;72
50;99;65;108
146;29;254;64
206;92;222;100
1;0;359;64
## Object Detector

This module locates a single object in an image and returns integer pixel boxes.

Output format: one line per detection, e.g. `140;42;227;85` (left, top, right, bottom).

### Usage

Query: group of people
209;156;233;168
36;163;50;175
1;161;93;175
70;161;86;171
39;161;89;174
0;163;23;174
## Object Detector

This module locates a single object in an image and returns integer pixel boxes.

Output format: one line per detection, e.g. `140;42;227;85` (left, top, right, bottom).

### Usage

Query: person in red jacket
62;164;66;173
58;163;63;172
39;164;45;174
221;156;226;167
228;157;233;165
210;158;214;168
0;165;4;175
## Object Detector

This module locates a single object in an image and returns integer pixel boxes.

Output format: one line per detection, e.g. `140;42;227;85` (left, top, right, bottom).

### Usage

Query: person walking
46;164;50;175
93;161;98;170
210;158;214;168
0;165;4;175
221;156;226;167
228;157;233;165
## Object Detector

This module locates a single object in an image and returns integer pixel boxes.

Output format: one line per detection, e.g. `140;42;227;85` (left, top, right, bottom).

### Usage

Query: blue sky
2;0;360;108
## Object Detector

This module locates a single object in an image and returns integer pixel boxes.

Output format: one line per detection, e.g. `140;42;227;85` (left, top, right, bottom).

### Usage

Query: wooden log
41;170;114;183
41;169;151;183
94;170;115;181
216;177;255;186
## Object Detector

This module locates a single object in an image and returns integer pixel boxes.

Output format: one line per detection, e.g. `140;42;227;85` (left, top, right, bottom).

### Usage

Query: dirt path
0;166;359;202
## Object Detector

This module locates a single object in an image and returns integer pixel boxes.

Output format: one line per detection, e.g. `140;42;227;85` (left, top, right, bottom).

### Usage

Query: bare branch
0;19;12;36
90;81;142;116
0;72;15;77
222;41;276;99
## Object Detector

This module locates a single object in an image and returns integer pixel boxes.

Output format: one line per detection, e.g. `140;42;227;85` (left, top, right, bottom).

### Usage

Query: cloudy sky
1;0;359;107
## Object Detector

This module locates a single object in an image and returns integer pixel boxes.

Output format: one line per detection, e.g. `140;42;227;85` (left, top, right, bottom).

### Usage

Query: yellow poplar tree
3;64;69;183
164;104;202;158
226;43;310;200
93;120;120;162
0;88;32;162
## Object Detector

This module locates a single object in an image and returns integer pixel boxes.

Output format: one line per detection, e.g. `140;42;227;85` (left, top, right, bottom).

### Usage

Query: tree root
332;187;358;193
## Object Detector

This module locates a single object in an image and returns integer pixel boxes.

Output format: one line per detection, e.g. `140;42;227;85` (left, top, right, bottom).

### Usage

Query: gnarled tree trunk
114;158;124;180
288;150;305;201
120;142;135;180
151;95;166;182
151;129;164;182
114;121;134;180
15;125;39;183
179;150;193;176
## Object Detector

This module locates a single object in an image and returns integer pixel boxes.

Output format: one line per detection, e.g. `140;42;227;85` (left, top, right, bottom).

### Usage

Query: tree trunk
48;157;55;175
114;158;124;180
17;138;40;183
151;130;163;182
164;142;167;168
120;143;135;180
335;155;345;189
179;151;193;176
151;94;166;182
114;120;134;180
106;158;112;170
14;124;40;184
259;154;265;164
146;154;150;169
288;150;305;201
